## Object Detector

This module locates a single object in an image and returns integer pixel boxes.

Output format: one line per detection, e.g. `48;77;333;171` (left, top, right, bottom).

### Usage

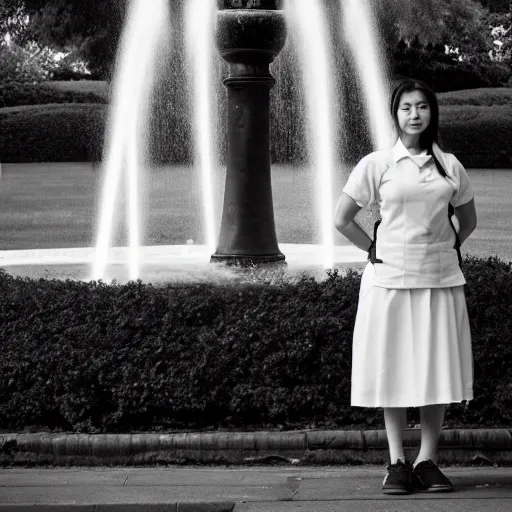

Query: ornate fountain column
211;0;286;266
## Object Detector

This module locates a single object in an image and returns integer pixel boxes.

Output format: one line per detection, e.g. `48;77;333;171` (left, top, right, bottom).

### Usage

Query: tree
0;0;35;46
32;0;128;78
3;0;507;80
375;0;489;54
476;0;511;13
0;0;69;83
1;0;129;79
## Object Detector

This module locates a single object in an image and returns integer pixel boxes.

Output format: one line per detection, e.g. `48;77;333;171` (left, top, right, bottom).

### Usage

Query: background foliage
0;0;510;80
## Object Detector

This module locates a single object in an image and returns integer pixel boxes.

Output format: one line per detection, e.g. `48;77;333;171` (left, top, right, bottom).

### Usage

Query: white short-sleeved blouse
342;138;475;289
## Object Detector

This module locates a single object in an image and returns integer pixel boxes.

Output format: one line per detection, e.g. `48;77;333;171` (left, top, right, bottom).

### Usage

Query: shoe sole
382;488;413;495
415;486;454;493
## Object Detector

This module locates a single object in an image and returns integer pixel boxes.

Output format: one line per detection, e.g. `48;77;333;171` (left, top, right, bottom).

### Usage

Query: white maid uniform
342;137;475;408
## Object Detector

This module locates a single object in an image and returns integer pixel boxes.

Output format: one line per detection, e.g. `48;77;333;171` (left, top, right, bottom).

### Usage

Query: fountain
211;0;287;266
1;0;394;284
91;0;171;282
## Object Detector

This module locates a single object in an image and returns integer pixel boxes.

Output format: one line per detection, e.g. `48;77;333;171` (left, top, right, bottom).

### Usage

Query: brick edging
1;428;511;466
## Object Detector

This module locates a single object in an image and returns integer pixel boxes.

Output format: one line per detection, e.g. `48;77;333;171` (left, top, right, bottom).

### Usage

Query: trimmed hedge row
3;82;511;109
1;102;511;167
438;88;512;107
1;255;511;434
0;84;511;167
393;58;511;93
0;104;106;162
0;82;108;108
440;104;512;168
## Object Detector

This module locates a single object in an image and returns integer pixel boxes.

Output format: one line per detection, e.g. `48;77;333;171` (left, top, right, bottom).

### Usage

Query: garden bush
40;81;110;101
440;104;512;167
394;60;511;93
438;88;512;106
0;82;108;108
0;255;511;434
0;42;57;84
0;84;511;166
391;41;512;93
0;104;106;162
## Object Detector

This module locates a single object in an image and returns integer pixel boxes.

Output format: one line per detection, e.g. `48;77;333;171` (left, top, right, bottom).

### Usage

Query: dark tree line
1;0;510;78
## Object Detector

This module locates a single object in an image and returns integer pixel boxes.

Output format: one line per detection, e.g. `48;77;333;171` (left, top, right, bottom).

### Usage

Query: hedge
438;88;512;107
393;59;511;93
440;104;512;168
0;103;106;162
0;84;511;166
0;82;108;108
0;255;511;434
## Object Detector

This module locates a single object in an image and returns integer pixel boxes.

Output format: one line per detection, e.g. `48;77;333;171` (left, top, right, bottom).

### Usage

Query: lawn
0;163;510;265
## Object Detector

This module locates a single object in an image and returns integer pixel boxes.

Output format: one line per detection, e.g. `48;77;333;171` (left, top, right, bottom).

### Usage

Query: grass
0;163;511;266
0;163;320;250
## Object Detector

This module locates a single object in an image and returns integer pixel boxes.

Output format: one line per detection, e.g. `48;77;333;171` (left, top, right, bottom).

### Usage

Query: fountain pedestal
211;7;287;266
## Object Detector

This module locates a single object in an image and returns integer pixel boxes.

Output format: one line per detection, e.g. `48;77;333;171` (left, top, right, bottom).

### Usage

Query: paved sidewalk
0;465;511;512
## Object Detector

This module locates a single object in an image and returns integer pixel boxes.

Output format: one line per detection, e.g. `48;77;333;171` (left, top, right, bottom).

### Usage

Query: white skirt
351;263;474;408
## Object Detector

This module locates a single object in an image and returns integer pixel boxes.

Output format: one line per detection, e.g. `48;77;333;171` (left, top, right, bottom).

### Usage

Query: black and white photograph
0;0;511;510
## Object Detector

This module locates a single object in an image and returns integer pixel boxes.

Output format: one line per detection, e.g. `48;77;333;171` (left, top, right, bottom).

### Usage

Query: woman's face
396;90;431;138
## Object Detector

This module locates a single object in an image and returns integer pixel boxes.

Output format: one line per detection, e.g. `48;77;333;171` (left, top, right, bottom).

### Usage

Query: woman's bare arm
454;197;477;246
334;193;373;252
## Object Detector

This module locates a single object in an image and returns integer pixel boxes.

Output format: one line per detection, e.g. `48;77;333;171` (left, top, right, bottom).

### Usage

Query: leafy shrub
41;81;110;99
392;41;512;92
0;82;108;108
0;256;511;433
0;41;60;84
440;104;512;167
0;85;511;166
438;87;512;106
51;68;101;82
0;104;107;162
394;60;511;93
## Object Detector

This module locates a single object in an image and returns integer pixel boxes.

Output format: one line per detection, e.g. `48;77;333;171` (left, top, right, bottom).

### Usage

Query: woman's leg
414;403;448;467
383;407;407;463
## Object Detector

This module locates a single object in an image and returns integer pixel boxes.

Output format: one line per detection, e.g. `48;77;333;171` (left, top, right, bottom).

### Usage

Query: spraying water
284;0;339;269
342;0;394;150
91;0;171;282
184;0;218;255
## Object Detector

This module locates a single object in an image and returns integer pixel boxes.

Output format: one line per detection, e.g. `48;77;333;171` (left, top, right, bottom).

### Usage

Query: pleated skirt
351;263;474;408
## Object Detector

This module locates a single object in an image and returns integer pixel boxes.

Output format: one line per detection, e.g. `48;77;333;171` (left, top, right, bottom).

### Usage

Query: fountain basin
0;245;368;285
216;9;287;65
217;0;284;10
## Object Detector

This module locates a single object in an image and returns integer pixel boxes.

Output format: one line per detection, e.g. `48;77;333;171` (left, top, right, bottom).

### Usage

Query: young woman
334;78;477;495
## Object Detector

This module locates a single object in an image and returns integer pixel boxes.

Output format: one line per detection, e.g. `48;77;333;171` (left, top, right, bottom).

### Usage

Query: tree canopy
0;0;33;46
375;0;491;54
1;0;128;78
1;0;510;78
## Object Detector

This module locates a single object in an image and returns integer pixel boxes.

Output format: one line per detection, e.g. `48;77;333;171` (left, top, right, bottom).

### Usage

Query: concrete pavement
0;465;511;512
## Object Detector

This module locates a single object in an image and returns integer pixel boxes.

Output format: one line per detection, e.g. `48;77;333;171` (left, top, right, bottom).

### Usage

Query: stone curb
1;428;511;466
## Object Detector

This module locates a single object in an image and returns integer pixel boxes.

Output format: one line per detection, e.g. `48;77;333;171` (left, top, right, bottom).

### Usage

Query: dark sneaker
382;460;414;495
412;459;454;492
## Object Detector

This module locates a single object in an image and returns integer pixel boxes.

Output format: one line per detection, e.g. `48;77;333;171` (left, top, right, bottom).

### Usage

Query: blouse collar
392;137;432;167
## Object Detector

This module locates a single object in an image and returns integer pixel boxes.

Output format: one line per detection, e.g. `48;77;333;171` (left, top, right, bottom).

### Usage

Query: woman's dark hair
390;78;448;179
